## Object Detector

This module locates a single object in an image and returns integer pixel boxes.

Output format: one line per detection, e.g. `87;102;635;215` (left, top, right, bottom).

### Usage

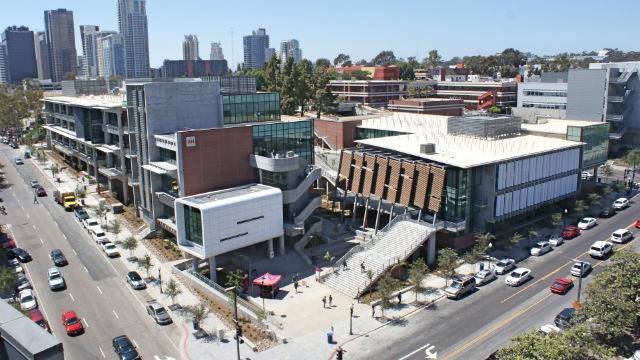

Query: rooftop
521;118;603;135
181;183;277;206
356;113;583;168
43;94;125;109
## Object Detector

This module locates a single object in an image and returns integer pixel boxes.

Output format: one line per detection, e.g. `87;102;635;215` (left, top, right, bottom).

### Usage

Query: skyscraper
117;0;150;78
34;31;49;80
0;44;7;84
80;25;100;77
97;32;125;78
210;42;224;60
182;34;199;60
243;28;272;70
279;39;302;65
44;9;78;82
1;26;38;84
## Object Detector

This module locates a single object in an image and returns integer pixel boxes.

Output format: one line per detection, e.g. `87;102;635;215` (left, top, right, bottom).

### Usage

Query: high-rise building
210;42;224;60
97;32;125;78
182;34;199;60
243;28;271;70
80;25;100;77
44;9;78;82
117;0;150;78
278;39;302;65
0;44;7;84
34;31;49;80
1;26;37;84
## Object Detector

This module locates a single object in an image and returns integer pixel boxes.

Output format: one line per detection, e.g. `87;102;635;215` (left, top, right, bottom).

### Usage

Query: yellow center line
441;293;554;360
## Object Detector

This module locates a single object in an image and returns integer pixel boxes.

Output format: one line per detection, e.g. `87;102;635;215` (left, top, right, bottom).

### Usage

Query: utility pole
576;261;583;304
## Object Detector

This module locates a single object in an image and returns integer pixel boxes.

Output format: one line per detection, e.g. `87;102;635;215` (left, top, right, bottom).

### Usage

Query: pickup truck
53;187;77;211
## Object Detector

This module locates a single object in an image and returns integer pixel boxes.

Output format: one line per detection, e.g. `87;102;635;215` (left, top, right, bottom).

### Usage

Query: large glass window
183;205;202;246
252;120;314;165
356;127;410;140
223;93;280;125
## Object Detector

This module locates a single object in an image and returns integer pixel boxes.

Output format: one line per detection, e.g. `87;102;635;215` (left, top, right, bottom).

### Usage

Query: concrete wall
566;69;608;122
517;82;568;108
511;107;567;123
314;119;362;149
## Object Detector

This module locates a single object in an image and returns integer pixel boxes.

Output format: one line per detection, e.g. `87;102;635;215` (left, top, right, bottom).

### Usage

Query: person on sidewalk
342;259;347;270
329;294;333;307
322;296;327;308
294;281;299;293
397;292;402;305
33;194;38;204
361;261;366;273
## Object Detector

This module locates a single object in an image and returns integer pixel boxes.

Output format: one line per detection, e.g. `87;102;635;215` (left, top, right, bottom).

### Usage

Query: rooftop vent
420;143;436;154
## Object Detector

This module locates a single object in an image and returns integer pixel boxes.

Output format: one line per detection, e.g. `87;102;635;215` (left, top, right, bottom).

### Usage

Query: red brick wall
314;119;362;149
437;232;475;250
180;127;254;196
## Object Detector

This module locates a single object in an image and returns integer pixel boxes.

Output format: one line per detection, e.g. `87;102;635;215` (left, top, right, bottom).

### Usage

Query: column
374;199;382;234
351;194;359;226
208;257;217;282
192;256;199;272
427;232;436;265
362;197;370;229
279;235;285;256
267;239;274;258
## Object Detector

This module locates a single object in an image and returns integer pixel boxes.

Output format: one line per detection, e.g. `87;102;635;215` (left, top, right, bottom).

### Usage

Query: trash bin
327;332;333;344
479;263;484;271
192;320;198;331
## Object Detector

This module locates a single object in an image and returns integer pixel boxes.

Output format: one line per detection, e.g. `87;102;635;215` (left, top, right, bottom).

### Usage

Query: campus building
160;59;227;78
387;98;464;116
328;80;409;107
431;80;517;110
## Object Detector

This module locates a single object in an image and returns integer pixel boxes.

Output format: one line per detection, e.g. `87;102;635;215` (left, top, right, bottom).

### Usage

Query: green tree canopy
333;53;352;67
372;50;397;66
314;58;331;69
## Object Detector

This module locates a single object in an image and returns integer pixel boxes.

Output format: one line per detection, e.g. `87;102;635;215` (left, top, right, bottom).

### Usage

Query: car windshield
35;319;46;326
22;295;33;302
65;317;79;325
511;272;522;278
49;273;61;280
129;273;141;280
156;307;167;315
533;244;542;248
497;261;509;267
553;281;564;287
120;344;135;353
451;282;463;289
97;232;106;237
105;244;115;249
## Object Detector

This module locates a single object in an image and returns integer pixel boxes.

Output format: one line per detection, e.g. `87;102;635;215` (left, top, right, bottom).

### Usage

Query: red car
29;309;51;333
0;236;16;249
61;310;83;336
635;219;640;228
550;277;574;294
36;186;47;197
561;227;580;239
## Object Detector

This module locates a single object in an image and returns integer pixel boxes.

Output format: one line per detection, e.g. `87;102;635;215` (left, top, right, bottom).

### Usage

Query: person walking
322;296;327;308
397;292;402;305
329;294;333;307
360;261;365;273
33;194;38;204
342;259;347;270
294;281;299;293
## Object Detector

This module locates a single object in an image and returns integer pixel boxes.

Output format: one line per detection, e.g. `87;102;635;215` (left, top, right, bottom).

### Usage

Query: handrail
187;269;263;315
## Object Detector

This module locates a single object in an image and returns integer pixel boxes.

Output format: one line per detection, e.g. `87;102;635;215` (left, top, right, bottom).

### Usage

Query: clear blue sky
2;0;638;68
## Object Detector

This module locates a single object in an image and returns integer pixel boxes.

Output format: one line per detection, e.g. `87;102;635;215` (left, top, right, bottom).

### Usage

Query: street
1;147;181;360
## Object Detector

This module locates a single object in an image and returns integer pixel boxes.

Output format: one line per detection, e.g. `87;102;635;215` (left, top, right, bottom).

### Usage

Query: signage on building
186;136;196;147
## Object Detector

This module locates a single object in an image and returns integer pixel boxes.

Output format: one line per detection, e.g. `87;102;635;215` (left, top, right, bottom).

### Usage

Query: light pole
224;286;241;360
487;243;493;268
563;208;568;229
261;280;265;312
576;261;583;304
349;303;354;335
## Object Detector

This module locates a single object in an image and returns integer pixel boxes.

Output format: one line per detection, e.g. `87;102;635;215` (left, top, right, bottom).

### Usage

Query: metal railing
186;269;263;316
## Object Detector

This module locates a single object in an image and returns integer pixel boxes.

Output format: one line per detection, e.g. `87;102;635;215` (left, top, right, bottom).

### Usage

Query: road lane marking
83;266;88;273
40;238;43;244
32;225;36;231
26;214;30;219
112;310;119;319
97;286;102;294
62;234;67;240
442;293;553;360
99;346;105;358
72;249;77;255
82;317;89;328
68;293;75;302
399;342;435;360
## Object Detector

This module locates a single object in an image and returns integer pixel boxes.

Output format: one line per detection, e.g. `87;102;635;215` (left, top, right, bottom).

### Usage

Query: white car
47;267;65;290
89;226;108;244
577;217;597;230
505;268;532;286
611;229;633;243
589;241;613;259
570;261;591;277
101;242;120;257
30;180;39;188
548;234;564;246
83;217;99;229
494;258;516;275
538;324;561;337
613;197;629;210
474;268;497;286
19;289;37;310
530;241;552;256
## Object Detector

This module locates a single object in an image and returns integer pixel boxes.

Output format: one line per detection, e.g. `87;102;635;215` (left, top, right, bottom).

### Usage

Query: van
554;307;576;328
444;275;476;299
611;229;633;243
89;226;108;244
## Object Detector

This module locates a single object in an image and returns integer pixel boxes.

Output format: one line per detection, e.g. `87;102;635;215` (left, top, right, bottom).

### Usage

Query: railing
187;269;263;315
314;128;335;151
282;167;322;204
608;96;624;103
606;114;624;122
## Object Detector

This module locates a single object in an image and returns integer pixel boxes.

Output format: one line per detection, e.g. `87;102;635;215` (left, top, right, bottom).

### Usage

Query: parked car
30;180;39;188
61;310;83;336
570;261;591;277
611;229;633;243
23;151;30;159
49;249;68;266
101;242;120;257
113;335;141;360
589;241;613;259
474;268;497;286
548;234;564;247
47;267;65;291
74;207;89;222
599;206;617;218
636;219;640;228
550;277;574;294
16;276;31;291
444;275;477;299
14;158;23;165
146;300;172;325
577;217;597;230
29;309;51;333
8;248;32;262
505;268;532;286
530;241;552;256
35;186;46;197
0;236;16;249
613;197;629;210
494;258;516;275
554;307;576;328
90;226;108;244
538;324;561;337
19;289;37;310
561;227;580;240
126;271;146;290
83;217;99;229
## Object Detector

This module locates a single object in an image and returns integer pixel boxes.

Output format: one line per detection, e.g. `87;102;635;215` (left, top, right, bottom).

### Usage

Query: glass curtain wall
252;120;314;165
223;93;280;125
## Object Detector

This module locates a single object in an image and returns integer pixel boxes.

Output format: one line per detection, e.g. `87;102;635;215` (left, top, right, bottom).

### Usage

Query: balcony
98;167;123;178
608;96;624;103
103;124;123;136
156;191;177;207
606;114;624;122
123;148;137;158
154;135;177;151
141;161;178;176
156;218;177;235
249;153;302;172
53;143;77;157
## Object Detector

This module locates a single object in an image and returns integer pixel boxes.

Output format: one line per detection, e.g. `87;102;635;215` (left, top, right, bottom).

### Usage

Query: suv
613;197;629;210
74;208;89;222
444;275;476;299
112;335;141;360
146;300;172;324
554;307;576;328
589;241;613;259
47;267;66;291
611;229;633;243
83;218;99;229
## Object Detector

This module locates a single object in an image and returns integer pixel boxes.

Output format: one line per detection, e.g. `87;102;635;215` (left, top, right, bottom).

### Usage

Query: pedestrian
371;304;375;317
315;268;321;282
397;292;402;305
33;194;38;204
360;261;365;273
294;281;299;293
329;294;333;307
322;296;327;308
342;259;347;270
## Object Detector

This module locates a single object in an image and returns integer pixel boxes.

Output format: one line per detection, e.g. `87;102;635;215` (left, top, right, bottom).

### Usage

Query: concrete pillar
427;232;436;265
374;199;382;234
208;257;217;282
192;256;199;272
362;197;370;229
279;236;285;256
417;208;422;223
267;239;274;258
351;194;359;226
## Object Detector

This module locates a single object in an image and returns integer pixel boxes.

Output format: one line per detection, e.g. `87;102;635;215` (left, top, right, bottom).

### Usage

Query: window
183;205;202;246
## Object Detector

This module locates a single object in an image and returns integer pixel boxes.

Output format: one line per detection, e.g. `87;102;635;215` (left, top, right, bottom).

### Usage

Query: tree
572;200;588;219
437;248;458;286
243;69;266;91
122;236;138;258
550;212;562;229
93;203;107;227
396;62;415;80
377;272;397;317
315;58;331;69
294;59;314;117
407;57;420;69
527;230;539;246
279;57;298;115
585;193;601;208
509;232;524;249
225;269;244;305
467;232;495;266
49;163;60;179
63;72;76;80
426;50;442;68
110;219;122;242
137;254;154;280
323;251;335;264
312;66;334;118
355;59;367;66
185;303;209;331
0;268;17;297
163;278;182;307
333;53;351;67
408;258;429;303
372;50;397;66
600;164;613;183
264;54;282;93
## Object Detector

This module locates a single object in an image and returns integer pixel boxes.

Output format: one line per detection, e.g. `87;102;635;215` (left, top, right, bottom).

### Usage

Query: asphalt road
1;147;181;360
346;191;639;360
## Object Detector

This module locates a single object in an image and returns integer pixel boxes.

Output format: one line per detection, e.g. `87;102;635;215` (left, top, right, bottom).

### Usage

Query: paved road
345;192;639;360
2;147;181;360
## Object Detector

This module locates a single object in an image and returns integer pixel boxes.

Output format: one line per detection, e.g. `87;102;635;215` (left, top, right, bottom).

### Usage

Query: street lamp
575;260;584;304
349;303;354;335
487;243;493;268
563;209;568;229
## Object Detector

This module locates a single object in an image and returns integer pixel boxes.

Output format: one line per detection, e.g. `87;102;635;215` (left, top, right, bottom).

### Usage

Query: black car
49;249;68;266
7;248;32;262
598;206;616;218
554;307;576;328
74;207;89;222
112;335;140;360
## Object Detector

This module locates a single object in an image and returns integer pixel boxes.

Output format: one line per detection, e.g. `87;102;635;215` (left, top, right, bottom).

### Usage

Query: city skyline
0;0;639;70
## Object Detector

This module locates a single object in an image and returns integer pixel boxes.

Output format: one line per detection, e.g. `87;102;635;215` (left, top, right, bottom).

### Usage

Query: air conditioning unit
420;143;436;154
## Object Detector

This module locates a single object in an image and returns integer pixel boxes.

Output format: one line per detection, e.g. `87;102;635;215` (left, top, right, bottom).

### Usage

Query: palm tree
185;303;209;332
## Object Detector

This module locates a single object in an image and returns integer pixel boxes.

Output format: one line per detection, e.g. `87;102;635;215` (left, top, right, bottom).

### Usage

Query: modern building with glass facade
117;0;150;78
44;9;78;82
223;93;280;125
1;26;37;84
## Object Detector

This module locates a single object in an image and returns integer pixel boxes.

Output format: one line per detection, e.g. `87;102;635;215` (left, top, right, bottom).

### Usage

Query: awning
150;161;178;172
96;146;114;153
141;164;167;175
252;273;282;287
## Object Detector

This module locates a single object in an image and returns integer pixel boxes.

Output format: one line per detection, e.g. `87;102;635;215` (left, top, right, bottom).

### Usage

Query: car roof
535;241;548;245
29;309;43;320
555;277;571;282
612;229;629;234
62;310;76;317
51;249;62;254
113;335;133;345
147;301;163;309
513;268;530;273
592;240;610;246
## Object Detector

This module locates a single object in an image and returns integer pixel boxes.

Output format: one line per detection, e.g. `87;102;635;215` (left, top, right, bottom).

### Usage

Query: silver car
494;258;516;275
146;300;172;325
474;268;497;286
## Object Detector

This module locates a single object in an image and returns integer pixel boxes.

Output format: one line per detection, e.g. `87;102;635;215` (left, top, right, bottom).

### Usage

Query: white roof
356;113;583;168
521;118;601;135
43;94;124;109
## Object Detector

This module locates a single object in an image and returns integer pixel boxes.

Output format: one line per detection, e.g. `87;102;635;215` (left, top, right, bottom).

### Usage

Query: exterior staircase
322;215;434;298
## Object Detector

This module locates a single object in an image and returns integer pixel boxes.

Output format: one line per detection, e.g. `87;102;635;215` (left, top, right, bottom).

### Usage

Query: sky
2;0;639;68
